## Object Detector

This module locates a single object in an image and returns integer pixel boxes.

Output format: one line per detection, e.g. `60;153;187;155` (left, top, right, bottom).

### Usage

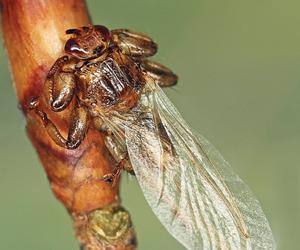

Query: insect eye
65;39;80;52
65;38;88;56
94;25;110;40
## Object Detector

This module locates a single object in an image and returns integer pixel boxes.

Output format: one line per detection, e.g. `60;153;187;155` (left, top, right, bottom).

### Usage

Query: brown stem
1;1;136;249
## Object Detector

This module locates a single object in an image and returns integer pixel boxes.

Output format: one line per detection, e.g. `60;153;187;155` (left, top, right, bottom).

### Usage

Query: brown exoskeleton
30;25;177;182
29;25;276;249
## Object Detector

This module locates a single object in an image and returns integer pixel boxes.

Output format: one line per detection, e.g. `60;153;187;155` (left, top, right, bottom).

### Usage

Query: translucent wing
124;83;275;250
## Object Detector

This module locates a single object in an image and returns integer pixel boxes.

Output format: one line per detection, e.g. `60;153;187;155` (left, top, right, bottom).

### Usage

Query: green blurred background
0;0;299;249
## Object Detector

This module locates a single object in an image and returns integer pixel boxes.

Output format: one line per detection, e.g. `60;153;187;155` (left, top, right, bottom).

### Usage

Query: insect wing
125;84;275;250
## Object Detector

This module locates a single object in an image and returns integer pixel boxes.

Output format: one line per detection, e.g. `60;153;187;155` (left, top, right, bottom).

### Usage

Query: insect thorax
77;53;144;112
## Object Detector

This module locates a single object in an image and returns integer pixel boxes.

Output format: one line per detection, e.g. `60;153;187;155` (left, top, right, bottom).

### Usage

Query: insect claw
66;140;81;149
101;172;121;187
101;174;114;184
28;96;40;110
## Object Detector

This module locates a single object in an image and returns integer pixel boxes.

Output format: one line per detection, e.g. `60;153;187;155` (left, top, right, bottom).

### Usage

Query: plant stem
1;1;136;249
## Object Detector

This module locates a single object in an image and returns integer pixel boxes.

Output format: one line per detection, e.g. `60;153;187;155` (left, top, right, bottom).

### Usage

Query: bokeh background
0;0;299;249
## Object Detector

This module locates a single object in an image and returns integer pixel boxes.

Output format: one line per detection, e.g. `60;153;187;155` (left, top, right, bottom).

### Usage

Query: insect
30;25;275;249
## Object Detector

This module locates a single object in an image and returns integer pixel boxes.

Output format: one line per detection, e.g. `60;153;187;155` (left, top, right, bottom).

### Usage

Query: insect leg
32;104;89;149
44;56;78;112
92;117;111;135
111;29;157;58
51;72;76;112
101;135;134;185
141;59;178;87
66;104;89;149
102;154;132;186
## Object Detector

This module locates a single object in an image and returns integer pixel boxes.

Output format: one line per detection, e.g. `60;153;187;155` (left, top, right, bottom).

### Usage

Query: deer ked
28;25;275;249
29;24;177;179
